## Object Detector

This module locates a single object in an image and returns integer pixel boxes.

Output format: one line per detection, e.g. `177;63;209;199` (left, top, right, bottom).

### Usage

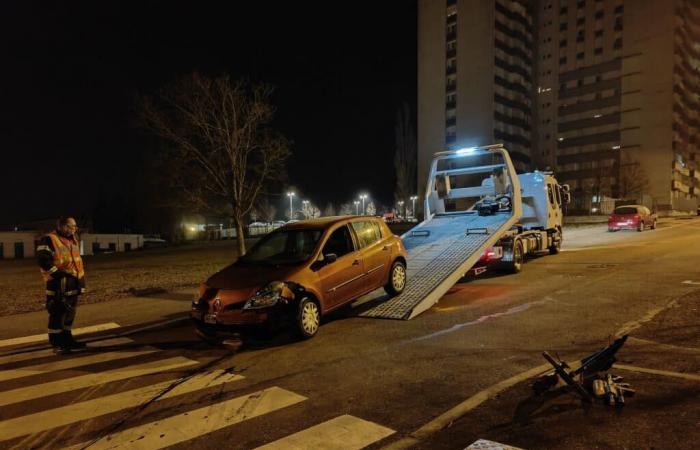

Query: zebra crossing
0;323;396;449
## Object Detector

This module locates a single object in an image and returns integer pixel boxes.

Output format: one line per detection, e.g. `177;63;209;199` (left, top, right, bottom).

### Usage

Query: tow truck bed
359;211;515;320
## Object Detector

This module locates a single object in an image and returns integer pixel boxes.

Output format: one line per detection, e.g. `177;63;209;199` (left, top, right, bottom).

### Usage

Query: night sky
1;1;417;230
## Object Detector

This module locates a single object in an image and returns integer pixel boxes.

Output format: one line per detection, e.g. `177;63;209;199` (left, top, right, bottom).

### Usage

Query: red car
608;205;657;232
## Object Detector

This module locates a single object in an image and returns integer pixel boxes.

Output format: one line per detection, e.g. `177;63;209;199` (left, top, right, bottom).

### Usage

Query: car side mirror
310;253;337;271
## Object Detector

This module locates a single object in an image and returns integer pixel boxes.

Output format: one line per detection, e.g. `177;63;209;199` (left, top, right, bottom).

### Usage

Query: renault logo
213;298;222;312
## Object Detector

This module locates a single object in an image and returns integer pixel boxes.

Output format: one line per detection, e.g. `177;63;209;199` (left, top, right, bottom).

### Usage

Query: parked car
608;205;657;232
191;216;408;341
382;212;399;224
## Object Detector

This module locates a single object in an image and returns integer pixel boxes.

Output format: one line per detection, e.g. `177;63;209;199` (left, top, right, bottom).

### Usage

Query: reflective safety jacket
37;231;86;295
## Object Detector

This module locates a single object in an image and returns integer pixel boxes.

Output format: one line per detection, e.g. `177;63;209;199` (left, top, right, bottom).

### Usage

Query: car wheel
384;260;407;296
608;227;615;232
651;220;657;230
508;240;524;274
637;221;644;232
295;297;320;339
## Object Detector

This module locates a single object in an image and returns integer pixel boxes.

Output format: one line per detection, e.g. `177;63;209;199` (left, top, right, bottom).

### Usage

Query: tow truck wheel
508;240;524;274
385;260;407;296
295;297;320;339
549;238;561;255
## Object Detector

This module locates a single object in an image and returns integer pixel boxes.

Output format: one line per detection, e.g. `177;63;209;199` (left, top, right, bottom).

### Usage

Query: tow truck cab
473;171;570;274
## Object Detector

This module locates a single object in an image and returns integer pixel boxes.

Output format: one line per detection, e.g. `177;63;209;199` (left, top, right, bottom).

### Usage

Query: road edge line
615;364;700;382
380;363;551;450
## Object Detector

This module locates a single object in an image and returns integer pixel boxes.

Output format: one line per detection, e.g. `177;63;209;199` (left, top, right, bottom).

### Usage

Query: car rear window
614;207;638;215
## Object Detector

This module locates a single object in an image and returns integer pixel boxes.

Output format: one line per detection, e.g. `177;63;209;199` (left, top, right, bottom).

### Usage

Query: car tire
508;240;524;274
295;297;320;339
384;260;407;296
608;228;615;232
651;220;657;230
637;221;644;232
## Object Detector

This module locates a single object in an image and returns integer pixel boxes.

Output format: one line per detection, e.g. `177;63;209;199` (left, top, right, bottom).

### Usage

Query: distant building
419;0;700;214
0;231;143;259
418;0;536;190
0;232;39;259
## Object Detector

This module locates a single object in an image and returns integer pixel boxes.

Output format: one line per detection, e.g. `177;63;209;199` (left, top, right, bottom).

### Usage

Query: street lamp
354;200;360;215
359;194;368;215
410;195;418;218
398;200;404;219
287;192;295;220
302;200;309;219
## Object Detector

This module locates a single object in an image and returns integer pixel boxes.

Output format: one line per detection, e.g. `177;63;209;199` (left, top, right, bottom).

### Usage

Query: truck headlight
244;281;285;310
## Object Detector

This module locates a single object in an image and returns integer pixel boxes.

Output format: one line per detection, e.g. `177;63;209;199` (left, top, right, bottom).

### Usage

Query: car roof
282;216;377;230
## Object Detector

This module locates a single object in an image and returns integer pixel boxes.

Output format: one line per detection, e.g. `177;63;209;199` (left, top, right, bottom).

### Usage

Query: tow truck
360;144;570;320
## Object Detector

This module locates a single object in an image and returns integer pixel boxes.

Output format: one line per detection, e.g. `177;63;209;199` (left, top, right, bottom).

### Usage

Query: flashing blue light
456;147;477;155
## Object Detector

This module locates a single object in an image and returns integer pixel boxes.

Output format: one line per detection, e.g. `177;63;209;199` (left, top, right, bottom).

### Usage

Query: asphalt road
1;218;699;449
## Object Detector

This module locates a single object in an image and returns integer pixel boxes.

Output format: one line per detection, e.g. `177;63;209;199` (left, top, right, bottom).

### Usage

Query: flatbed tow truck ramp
360;144;522;320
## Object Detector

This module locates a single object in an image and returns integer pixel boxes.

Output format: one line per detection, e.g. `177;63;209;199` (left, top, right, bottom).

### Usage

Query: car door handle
382;245;390;251
352;259;360;266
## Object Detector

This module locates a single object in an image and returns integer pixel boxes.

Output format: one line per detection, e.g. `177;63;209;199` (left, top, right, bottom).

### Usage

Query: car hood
205;262;302;291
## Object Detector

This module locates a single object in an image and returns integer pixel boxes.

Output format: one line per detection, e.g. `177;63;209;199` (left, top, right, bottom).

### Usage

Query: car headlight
244;281;286;310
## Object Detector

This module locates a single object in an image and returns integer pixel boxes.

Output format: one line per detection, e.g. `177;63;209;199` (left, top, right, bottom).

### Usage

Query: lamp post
410;195;418;218
287;192;295;220
397;200;404;219
360;194;368;215
302;200;309;219
354;200;360;215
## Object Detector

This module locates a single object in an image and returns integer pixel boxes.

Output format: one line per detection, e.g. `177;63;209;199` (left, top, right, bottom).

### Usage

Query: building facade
419;0;700;214
418;0;536;194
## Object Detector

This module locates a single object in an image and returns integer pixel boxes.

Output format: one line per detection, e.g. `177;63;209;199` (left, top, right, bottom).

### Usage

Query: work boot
52;345;72;355
49;331;71;355
62;331;87;350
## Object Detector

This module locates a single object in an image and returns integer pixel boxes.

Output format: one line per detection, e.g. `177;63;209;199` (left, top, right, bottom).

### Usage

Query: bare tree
301;202;321;219
394;102;417;205
617;154;650;201
323;203;336;217
139;73;290;255
338;202;353;215
366;201;377;216
254;197;277;223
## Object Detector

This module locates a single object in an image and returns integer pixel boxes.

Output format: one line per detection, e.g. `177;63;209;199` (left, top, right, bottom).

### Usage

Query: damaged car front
191;227;324;341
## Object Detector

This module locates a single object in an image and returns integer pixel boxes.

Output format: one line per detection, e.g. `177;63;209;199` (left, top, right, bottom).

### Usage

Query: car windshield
614;207;637;215
238;229;323;265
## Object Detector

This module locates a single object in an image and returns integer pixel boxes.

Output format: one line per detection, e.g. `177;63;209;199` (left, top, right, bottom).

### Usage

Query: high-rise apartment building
419;0;700;214
418;0;536;192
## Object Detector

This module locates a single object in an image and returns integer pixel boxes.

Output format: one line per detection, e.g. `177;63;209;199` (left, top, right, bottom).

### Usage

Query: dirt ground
0;240;247;317
416;290;700;450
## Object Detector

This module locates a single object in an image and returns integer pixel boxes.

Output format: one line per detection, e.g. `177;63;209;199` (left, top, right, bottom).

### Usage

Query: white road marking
68;387;307;450
0;337;134;366
0;370;243;442
255;414;395;450
0;356;197;407
616;364;700;382
0;348;158;382
381;363;552;450
681;280;700;285
0;323;121;349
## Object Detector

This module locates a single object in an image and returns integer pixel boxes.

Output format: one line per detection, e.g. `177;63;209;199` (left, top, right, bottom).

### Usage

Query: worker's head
57;216;78;238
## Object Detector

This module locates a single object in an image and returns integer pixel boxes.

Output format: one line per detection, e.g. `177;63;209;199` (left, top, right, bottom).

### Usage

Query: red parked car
608;205;657;232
